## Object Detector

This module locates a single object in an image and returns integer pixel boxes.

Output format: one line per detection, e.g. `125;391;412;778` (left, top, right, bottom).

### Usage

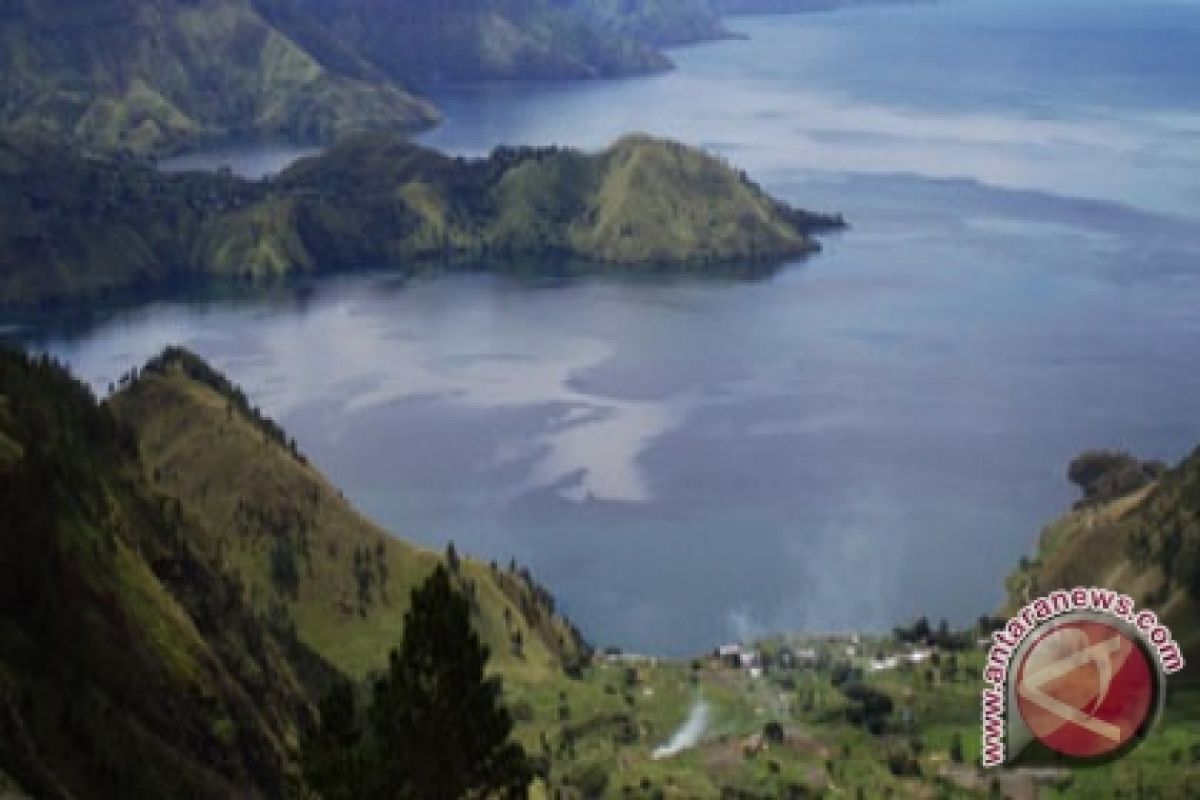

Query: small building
718;643;741;669
868;655;901;672
907;648;933;665
777;646;797;670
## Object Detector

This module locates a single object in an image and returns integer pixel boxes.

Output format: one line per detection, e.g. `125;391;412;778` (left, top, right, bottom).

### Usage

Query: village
503;615;1140;798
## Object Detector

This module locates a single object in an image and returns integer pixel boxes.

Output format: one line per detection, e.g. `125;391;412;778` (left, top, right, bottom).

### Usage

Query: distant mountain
0;0;722;155
285;0;671;83
0;132;843;307
1006;448;1200;677
0;0;910;156
567;0;734;48
0;0;438;155
717;0;925;14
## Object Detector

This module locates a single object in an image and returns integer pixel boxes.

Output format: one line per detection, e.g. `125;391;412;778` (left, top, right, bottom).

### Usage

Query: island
0;132;845;308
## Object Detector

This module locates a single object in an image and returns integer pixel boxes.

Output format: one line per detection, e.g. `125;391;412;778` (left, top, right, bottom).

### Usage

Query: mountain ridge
109;346;591;683
0;344;589;798
0;0;439;155
0;0;900;157
0;132;844;308
0;346;333;798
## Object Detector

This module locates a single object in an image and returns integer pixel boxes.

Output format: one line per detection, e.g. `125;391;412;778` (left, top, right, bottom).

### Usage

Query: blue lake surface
21;0;1200;655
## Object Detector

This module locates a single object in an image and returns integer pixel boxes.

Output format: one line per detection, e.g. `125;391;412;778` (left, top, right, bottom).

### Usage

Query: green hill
0;344;589;797
0;0;733;156
109;347;590;686
571;0;732;47
0;347;341;798
286;0;671;83
0;132;843;307
1006;448;1200;677
0;0;887;158
3;346;1199;798
0;0;437;156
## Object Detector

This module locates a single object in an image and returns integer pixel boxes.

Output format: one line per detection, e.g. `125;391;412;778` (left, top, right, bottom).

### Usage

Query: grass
100;350;1200;798
110;355;585;684
1;0;435;156
0;130;841;307
0;348;328;798
496;632;1200;798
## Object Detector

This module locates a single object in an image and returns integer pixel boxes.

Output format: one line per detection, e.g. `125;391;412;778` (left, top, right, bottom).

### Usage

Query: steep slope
0;133;844;307
0;0;437;155
109;348;590;685
0;348;340;799
290;0;671;82
0;134;258;306
1005;448;1200;676
569;133;837;264
716;0;911;13
248;133;843;269
571;0;732;47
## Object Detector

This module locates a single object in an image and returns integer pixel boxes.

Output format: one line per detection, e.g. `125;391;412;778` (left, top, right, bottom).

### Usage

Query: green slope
571;0;732;47
289;0;671;83
0;132;844;307
109;347;590;685
0;348;339;799
0;344;591;798
0;0;437;155
3;347;1199;798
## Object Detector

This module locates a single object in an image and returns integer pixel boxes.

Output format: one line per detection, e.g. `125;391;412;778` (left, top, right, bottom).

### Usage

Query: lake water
16;0;1200;655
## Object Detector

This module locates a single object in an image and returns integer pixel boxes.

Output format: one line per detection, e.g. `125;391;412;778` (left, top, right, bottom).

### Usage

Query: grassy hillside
0;132;843;307
716;0;914;13
109;347;589;686
0;343;592;797
0;0;899;159
572;0;732;47
0;0;437;155
1005;449;1200;678
3;346;1199;797
102;347;997;799
290;0;671;83
0;347;341;798
568;134;836;265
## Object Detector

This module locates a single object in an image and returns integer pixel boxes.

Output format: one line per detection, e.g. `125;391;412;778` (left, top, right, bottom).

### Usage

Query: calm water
14;0;1200;655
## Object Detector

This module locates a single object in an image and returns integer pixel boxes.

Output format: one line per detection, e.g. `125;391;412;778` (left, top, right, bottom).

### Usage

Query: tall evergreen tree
304;564;531;799
370;564;531;798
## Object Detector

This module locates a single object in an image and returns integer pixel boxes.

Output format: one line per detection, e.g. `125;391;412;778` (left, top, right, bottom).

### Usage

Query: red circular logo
1015;619;1155;758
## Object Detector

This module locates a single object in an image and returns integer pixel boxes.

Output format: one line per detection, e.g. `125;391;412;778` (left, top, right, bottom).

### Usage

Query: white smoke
651;699;711;760
726;607;766;645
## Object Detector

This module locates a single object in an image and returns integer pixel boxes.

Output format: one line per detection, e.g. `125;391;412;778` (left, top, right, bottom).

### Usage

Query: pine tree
375;564;531;798
303;564;531;799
